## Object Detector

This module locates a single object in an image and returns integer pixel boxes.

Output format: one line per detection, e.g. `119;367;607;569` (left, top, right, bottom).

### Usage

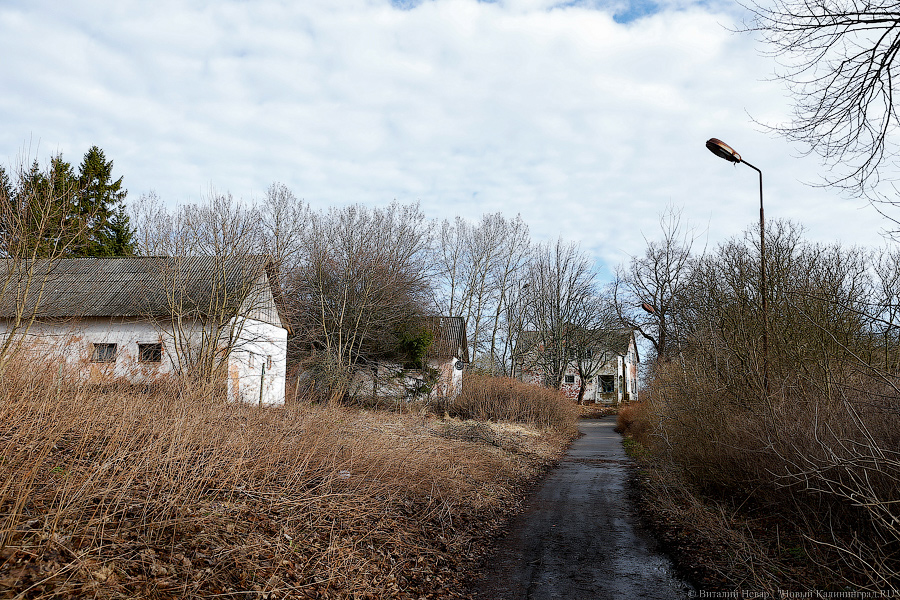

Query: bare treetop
744;0;900;196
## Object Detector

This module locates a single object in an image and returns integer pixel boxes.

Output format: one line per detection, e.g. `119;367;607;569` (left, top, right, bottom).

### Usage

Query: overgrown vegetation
0;354;573;599
447;373;579;434
621;219;900;592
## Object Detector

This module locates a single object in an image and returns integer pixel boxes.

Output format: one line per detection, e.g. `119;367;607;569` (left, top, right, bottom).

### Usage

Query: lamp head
706;138;742;163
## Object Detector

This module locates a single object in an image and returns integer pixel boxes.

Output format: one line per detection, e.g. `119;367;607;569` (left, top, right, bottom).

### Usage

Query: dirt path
470;417;693;599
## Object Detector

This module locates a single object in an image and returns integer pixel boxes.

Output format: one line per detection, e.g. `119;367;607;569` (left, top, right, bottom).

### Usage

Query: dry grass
0;355;571;599
447;374;578;435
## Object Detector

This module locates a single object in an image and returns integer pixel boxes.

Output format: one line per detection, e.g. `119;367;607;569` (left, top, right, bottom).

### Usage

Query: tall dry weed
614;402;650;444
0;353;562;598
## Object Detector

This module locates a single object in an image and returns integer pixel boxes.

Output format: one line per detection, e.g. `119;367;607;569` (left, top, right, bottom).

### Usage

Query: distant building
349;315;470;401
0;256;288;404
517;328;639;404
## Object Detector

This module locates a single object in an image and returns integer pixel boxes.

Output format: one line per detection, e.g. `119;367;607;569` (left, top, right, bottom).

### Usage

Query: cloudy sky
0;0;889;279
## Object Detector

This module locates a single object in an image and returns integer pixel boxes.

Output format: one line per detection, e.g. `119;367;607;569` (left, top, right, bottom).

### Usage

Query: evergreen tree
0;147;136;258
76;146;134;256
6;156;80;257
106;204;137;256
0;166;11;203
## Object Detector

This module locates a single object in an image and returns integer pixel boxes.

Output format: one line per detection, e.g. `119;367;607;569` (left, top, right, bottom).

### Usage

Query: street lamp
705;138;769;397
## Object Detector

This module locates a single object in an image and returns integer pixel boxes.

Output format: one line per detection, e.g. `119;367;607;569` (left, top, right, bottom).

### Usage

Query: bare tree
568;297;621;404
433;213;531;373
743;0;900;196
519;239;600;389
486;215;532;374
872;246;900;371
131;190;274;385
258;182;309;287
613;206;698;363
288;203;433;403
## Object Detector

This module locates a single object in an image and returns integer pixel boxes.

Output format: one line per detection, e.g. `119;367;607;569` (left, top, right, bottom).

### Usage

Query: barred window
91;343;117;363
139;343;163;363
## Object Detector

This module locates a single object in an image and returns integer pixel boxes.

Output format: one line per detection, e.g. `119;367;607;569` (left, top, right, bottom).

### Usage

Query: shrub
614;402;650;445
448;373;578;433
638;359;900;590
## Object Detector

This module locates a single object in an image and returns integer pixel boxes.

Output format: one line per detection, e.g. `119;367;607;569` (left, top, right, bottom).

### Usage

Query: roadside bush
640;363;900;591
448;373;578;433
627;222;900;591
614;401;649;444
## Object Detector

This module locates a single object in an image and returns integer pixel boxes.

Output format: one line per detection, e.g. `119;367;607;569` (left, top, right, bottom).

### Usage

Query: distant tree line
127;184;616;401
0;151;620;401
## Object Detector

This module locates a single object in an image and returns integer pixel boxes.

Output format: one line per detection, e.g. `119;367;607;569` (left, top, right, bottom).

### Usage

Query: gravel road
470;416;693;599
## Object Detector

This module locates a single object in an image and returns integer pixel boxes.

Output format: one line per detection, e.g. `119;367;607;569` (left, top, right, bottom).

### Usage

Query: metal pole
742;159;769;397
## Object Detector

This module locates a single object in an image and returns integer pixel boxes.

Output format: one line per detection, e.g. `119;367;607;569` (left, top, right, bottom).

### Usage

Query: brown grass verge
0;356;573;599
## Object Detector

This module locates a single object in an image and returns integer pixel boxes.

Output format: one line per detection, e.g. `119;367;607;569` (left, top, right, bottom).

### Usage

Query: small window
138;343;163;363
92;343;117;363
599;375;615;393
564;374;575;384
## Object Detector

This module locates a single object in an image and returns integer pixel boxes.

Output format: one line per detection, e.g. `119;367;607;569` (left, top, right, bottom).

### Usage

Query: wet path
471;417;692;599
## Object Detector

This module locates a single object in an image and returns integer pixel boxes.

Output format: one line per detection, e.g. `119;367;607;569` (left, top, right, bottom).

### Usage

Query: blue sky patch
613;0;661;23
390;0;661;21
391;0;424;9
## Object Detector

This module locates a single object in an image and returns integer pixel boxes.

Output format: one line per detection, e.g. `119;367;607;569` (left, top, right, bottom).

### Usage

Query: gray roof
0;256;278;321
518;328;636;359
424;316;470;363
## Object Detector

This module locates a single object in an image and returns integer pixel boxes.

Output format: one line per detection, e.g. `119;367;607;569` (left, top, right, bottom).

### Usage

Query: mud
471;417;693;599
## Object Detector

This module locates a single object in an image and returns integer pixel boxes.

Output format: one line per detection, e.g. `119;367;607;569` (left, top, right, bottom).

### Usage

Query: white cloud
0;0;888;279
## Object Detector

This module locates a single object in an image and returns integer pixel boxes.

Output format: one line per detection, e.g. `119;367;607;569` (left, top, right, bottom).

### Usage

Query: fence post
259;362;265;406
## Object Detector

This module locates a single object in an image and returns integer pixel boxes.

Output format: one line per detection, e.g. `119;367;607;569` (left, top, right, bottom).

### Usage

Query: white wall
428;357;463;400
0;315;288;405
226;317;287;405
2;317;177;381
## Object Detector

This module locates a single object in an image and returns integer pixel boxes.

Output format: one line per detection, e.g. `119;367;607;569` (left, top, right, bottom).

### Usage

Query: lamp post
705;138;769;397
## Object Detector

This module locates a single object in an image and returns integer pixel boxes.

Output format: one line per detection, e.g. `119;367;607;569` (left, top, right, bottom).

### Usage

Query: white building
518;328;639;405
0;256;288;404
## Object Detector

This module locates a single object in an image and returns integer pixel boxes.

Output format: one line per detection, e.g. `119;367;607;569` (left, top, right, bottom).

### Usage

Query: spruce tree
76;146;135;256
1;147;136;257
0;166;11;203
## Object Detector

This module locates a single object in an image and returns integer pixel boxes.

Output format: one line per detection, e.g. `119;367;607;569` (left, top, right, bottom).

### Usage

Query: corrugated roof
0;256;276;320
517;328;635;358
424;316;469;363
